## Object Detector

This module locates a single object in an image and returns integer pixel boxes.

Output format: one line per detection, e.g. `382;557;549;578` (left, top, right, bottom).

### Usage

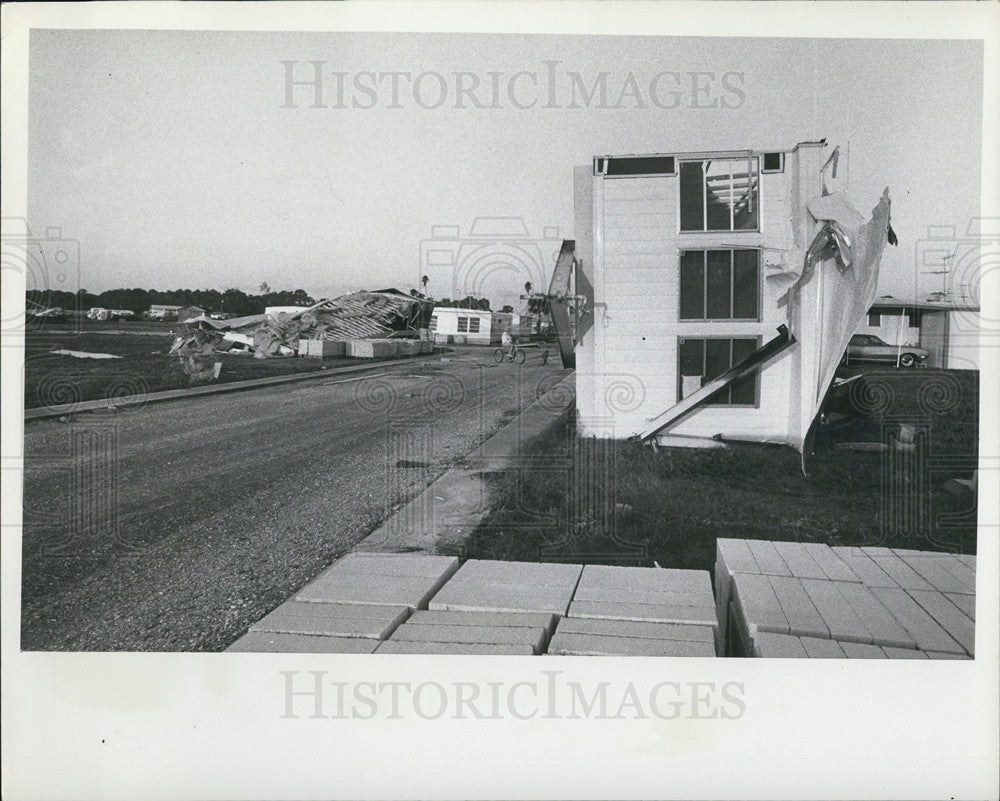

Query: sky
28;31;984;311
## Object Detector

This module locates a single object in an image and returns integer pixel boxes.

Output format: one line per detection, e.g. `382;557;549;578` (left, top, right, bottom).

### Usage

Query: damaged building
568;140;895;451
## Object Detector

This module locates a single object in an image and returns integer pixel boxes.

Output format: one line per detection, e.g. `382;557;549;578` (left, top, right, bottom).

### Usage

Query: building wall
858;310;921;346
944;309;980;370
576;151;818;441
429;308;493;344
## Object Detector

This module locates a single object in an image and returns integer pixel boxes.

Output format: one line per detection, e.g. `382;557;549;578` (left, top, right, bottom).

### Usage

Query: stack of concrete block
395;339;421;356
552;565;717;656
298;339;347;358
428;559;583;615
226;553;460;653
716;539;975;659
347;339;398;359
376;610;558;654
419;340;435;354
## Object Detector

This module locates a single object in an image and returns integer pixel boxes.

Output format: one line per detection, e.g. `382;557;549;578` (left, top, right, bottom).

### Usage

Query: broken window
679;157;759;232
678;337;759;405
679;249;759;320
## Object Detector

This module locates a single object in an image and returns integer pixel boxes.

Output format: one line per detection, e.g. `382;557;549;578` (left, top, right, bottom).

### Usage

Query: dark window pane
729;338;758;404
704;339;730;381
606;156;675;176
763;152;783;172
679;162;704;231
679;338;703;377
679;251;704;319
706;251;731;318
732;250;759;319
867;311;880;326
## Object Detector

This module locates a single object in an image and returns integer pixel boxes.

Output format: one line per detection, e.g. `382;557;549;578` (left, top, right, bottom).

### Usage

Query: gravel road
20;348;567;651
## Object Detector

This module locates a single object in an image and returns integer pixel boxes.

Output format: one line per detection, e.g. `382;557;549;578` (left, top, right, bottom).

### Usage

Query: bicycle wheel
494;348;505;364
514;349;526;365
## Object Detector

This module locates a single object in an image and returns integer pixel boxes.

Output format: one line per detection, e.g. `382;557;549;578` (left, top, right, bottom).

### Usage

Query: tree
524;281;532;295
259;281;271;294
421;275;429;294
501;304;514;314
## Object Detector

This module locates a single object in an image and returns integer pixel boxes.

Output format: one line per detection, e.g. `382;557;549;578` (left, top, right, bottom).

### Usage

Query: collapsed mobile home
562;140;895;451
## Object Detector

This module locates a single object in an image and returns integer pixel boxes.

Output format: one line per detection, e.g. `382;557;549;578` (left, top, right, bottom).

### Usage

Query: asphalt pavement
19;347;568;651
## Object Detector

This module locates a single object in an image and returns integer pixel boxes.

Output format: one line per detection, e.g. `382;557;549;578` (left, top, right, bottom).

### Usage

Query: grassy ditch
460;369;979;571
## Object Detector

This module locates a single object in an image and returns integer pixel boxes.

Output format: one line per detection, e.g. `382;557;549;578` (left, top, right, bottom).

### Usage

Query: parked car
845;334;929;367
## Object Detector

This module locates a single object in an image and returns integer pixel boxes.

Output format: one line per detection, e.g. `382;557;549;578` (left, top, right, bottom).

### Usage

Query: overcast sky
28;31;983;310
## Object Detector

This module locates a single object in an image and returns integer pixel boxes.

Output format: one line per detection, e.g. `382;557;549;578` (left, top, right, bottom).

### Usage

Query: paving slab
579;564;711;593
831;547;900;588
769;541;827;579
389;623;548;653
453;559;583;588
250;601;410;639
944;592;976;620
937;556;977;593
732;573;791;636
429;581;576;614
555;617;715;644
840;641;888;659
926;651;972;660
567;600;718;627
799;579;873;644
745;539;792;576
767;575;829;639
547;632;716;657
896;553;973;595
955;554;976;568
860;548;935;591
375;640;533;655
570;585;715;607
882;646;929;659
869;586;965;655
226;632;380;653
835;582;917;649
800;542;860;583
407;610;558;635
752;632;808;658
800;636;846;658
907;590;975;655
296;573;449;609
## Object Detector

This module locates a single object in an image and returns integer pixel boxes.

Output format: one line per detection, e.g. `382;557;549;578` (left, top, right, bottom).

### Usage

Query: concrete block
944;592;975;620
840;641;888;659
453;559;583;588
547;632;716;657
226;632;380;653
907;590;975;655
296;573;448;610
555;616;715;644
799;636;845;658
325;552;460;580
579;564;711;594
395;340;421;356
408;610;558;635
389;623;547;653
347;339;397;359
869;586;965;655
896;553;973;595
375;640;532;655
301;339;346;358
835;582;917;649
926;651;972;660
799;579;873;644
766;576;828;639
732;573;791;635
250;601;409;640
716;538;760;575
419;340;435;354
769;541;827;579
752;632;807;658
860;548;935;591
882;646;929;659
745;539;792;576
800;542;860;583
567;600;718;627
571;585;715;608
831;547;899;588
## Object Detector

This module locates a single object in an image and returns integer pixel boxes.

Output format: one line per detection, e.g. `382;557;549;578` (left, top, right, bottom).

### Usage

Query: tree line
26;287;315;317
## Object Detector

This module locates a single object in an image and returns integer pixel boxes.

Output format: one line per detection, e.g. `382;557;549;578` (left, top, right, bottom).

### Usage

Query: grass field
22;321;368;410
459;369;979;572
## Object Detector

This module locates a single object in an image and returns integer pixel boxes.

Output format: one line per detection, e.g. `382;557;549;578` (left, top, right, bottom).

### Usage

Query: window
762;152;784;173
597;155;676;176
468;317;481;334
456;316;469;333
867;311;880;327
680;250;759;320
679;157;759;232
678;338;759;405
428;314;438;332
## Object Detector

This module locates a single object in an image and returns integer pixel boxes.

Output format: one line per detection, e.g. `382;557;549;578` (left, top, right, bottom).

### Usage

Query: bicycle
494;343;526;364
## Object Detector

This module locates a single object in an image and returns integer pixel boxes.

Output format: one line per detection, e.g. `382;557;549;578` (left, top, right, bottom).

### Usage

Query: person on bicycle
501;327;517;358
